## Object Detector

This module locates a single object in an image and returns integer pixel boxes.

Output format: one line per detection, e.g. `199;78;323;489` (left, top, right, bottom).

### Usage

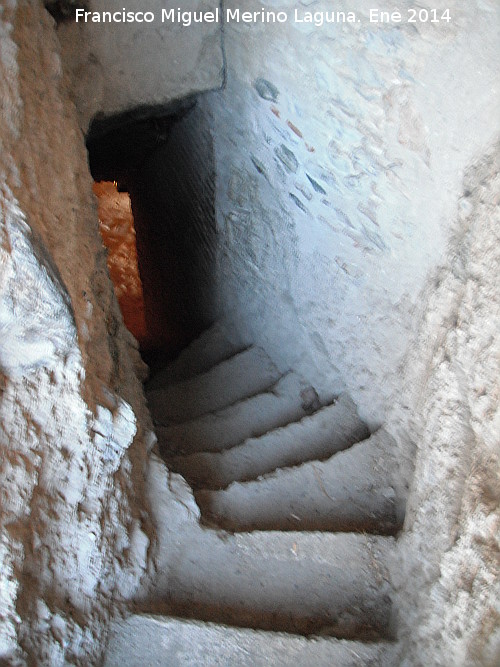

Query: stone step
195;434;404;534
155;372;331;455
104;614;396;667
168;394;369;488
147;346;282;424
146;320;249;390
141;530;395;639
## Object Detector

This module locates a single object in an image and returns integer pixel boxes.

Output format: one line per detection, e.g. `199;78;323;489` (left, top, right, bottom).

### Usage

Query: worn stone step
168;394;369;488
104;614;397;667
141;530;395;639
156;372;333;455
195;433;404;534
146;320;249;390
147;346;282;424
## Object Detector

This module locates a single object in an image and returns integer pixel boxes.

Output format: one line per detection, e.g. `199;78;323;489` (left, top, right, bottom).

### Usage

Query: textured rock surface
104;615;395;667
392;145;500;667
54;0;224;131
0;3;159;664
105;321;402;663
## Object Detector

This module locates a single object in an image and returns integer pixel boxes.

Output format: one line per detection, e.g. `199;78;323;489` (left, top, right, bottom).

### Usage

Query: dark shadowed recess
86;98;218;370
45;0;88;23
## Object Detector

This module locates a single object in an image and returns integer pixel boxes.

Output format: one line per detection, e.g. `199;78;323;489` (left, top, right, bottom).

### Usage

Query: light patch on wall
93;181;147;344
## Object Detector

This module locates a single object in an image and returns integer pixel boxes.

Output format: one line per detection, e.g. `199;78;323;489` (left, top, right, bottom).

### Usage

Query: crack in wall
219;0;228;90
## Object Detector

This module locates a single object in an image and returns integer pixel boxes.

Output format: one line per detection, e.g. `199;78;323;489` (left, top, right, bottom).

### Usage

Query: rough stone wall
0;3;157;664
391;145;500;667
203;0;499;427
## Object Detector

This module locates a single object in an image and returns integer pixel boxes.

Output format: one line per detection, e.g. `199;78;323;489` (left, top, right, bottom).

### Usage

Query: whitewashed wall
56;0;224;131
205;0;499;427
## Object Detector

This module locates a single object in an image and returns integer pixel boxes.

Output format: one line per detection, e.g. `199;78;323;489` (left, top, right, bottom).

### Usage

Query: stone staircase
104;322;405;666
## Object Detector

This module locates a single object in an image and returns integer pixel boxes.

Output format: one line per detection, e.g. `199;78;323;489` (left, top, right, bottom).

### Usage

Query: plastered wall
204;0;499;427
55;0;224;132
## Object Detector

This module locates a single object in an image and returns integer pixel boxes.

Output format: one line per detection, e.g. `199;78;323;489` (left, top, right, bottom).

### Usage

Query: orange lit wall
93;181;147;344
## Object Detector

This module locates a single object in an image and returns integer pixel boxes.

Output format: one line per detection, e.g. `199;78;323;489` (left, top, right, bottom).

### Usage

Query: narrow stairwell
104;322;406;666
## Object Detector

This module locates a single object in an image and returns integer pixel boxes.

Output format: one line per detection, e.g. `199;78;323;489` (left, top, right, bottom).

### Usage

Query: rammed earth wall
0;3;156;664
393;144;500;667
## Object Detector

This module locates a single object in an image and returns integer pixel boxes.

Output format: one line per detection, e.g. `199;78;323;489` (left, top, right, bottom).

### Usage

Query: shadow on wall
86;100;218;368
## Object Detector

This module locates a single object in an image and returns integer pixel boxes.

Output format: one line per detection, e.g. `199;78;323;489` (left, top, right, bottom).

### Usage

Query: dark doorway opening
86;99;218;372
